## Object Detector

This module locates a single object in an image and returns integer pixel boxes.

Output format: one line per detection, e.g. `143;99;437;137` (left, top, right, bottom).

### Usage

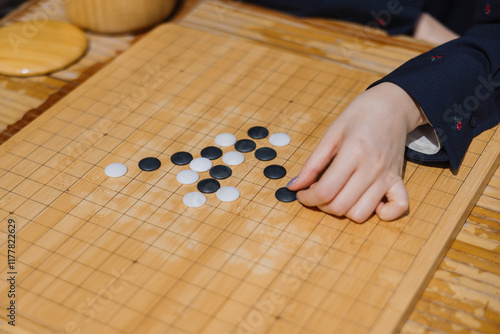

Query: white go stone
222;151;245;166
104;163;127;177
189;157;212;172
216;186;240;202
176;170;199;184
183;192;207;208
215;133;237;147
269;132;291;147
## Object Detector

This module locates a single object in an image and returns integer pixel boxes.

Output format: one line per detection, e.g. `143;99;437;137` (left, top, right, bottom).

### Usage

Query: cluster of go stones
104;126;297;208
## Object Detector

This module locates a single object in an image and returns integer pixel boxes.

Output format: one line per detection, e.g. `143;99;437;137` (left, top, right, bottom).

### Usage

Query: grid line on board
0;23;496;334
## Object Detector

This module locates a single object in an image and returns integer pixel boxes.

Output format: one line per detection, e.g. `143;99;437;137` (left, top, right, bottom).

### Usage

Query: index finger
295;147;358;207
288;125;342;192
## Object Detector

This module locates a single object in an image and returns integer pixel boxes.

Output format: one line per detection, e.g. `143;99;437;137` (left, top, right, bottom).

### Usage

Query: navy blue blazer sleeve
243;0;426;35
370;0;500;169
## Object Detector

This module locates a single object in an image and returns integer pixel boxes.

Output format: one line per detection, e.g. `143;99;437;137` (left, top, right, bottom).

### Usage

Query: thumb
375;179;409;221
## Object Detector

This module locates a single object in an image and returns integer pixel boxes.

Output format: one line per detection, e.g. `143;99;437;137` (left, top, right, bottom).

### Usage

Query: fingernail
286;176;298;188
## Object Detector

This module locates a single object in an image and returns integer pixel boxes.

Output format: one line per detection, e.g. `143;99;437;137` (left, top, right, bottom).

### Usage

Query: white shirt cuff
406;124;441;155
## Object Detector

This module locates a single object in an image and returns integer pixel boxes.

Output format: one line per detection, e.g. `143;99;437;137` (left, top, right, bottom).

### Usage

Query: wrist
414;12;459;45
371;82;428;132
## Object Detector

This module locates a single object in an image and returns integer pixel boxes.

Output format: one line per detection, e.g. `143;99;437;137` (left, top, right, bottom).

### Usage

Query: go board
0;22;499;334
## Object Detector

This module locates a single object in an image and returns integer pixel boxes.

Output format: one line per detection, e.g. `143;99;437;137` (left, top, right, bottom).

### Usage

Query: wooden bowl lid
0;20;87;77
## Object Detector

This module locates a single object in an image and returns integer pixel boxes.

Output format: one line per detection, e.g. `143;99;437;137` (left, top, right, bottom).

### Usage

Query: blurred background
0;0;28;18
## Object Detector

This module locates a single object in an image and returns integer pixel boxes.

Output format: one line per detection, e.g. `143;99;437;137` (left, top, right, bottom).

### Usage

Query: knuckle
303;159;324;176
351;148;365;164
316;190;334;204
347;210;370;223
371;156;386;174
397;199;410;213
378;201;409;221
326;201;348;217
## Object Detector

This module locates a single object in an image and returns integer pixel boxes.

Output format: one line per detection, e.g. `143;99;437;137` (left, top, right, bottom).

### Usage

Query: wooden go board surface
0;0;140;135
0;21;499;334
179;1;432;75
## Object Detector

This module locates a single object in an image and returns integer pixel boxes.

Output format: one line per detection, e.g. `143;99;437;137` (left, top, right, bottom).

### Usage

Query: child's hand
288;82;427;222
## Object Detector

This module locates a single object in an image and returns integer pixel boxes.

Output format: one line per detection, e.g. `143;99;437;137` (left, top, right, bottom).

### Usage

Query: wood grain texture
0;20;498;333
0;20;87;77
178;1;430;75
64;0;177;34
0;0;427;134
0;1;498;333
402;166;500;334
0;0;140;133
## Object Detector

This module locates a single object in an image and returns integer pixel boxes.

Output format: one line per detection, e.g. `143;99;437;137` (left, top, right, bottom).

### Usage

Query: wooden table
0;1;498;333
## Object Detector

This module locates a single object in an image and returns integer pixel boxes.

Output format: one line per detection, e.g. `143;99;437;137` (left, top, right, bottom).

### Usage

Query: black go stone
138;157;161;172
197;178;221;194
275;187;297;202
234;139;256;153
247;126;269;139
209;165;232;180
201;146;223;160
264;165;286;179
255;147;277;161
170;151;193;166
